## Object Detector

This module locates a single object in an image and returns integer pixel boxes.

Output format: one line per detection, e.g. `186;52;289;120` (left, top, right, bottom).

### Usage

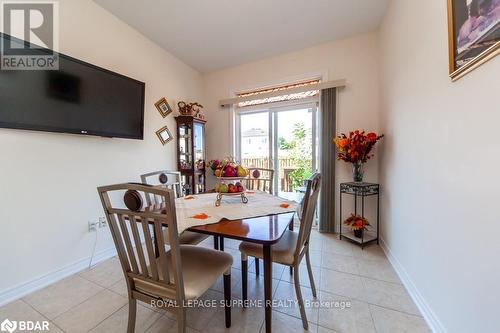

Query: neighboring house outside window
241;128;268;157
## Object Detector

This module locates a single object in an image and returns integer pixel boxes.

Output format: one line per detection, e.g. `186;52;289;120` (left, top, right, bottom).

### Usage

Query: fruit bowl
208;157;250;206
214;177;248;206
208;157;249;178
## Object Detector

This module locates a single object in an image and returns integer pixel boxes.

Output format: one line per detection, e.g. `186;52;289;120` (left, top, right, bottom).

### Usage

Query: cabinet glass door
179;124;192;170
194;122;205;194
194;122;204;162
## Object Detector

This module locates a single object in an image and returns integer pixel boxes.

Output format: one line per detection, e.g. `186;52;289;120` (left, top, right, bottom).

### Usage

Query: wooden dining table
188;211;295;333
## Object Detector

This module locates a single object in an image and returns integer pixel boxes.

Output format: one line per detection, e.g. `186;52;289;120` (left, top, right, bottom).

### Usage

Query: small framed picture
156;126;173;145
155;97;173;118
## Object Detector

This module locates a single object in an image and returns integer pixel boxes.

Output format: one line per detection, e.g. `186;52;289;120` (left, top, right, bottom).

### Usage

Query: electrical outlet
88;220;98;232
99;217;107;228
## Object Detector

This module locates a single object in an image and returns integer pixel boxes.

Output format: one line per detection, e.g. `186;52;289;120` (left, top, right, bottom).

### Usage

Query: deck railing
241;157;295;170
241;157;311;192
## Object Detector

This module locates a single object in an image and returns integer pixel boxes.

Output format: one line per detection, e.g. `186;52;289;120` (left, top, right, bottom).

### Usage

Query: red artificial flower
366;132;377;142
332;130;384;164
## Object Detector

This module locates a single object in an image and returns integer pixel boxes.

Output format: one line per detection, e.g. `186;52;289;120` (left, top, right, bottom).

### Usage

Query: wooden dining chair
245;167;275;274
245;168;274;194
141;170;184;199
239;173;321;330
98;183;233;333
141;170;210;247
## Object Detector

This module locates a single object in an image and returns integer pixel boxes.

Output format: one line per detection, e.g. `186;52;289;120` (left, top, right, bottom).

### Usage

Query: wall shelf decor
177;101;205;120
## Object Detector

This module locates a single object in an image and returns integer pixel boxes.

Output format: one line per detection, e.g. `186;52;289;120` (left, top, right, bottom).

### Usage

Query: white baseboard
379;237;447;333
0;247;117;307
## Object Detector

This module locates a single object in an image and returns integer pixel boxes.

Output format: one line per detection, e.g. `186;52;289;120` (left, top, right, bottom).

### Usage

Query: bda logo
0;319;17;333
0;318;49;332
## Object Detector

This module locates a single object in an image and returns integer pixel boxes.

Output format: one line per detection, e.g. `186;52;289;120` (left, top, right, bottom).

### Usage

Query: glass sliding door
238;111;271;168
236;103;317;200
274;106;316;200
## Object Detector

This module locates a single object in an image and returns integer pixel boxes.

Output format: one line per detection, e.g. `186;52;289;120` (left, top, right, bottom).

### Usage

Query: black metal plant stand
339;182;380;248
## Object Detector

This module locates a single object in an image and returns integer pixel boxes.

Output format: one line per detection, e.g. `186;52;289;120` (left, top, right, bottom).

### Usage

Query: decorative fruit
236;185;244;192
223;166;237;177
236;166;247;177
208;159;220;171
214;168;222;177
215;183;220;192
228;184;238;193
235;182;242;187
219;184;229;193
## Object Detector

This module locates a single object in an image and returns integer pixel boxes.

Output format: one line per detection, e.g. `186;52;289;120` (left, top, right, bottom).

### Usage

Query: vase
354;229;363;238
352;161;364;182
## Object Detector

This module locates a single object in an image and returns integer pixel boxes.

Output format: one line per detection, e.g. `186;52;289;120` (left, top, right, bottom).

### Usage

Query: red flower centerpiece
333;130;383;182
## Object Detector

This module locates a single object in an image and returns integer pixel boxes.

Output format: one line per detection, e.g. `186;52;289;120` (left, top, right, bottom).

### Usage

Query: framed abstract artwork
156;126;173;145
155;97;173;118
447;0;500;80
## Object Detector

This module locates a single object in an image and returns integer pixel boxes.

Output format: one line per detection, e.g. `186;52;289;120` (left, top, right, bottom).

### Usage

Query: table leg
153;228;160;258
287;215;293;278
263;244;272;333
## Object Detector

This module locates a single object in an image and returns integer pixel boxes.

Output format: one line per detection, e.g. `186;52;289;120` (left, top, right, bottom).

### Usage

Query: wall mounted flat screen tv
0;33;145;139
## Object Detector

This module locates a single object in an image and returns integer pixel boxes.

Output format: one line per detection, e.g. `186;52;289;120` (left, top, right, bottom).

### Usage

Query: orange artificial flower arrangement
334;130;383;182
343;214;370;231
333;130;384;164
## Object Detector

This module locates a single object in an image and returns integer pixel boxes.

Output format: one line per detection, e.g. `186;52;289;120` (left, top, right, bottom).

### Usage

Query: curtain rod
219;79;347;107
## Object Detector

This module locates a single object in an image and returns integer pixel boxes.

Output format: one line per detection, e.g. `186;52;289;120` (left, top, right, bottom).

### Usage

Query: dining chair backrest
141;170;183;204
246;168;274;194
294;173;321;258
98;183;185;302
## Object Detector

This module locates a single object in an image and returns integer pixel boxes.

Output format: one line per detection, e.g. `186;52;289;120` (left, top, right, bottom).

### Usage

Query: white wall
0;0;202;301
203;33;382;210
378;1;500;332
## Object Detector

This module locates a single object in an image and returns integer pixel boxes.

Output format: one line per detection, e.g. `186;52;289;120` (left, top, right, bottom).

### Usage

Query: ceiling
94;0;389;73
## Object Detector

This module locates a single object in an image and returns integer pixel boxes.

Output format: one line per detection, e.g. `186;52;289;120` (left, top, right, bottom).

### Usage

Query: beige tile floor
0;230;431;333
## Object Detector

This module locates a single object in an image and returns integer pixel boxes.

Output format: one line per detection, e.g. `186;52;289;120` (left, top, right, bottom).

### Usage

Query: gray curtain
319;88;336;233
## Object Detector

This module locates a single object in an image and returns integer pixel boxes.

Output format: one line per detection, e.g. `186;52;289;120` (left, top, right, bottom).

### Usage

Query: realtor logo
0;1;59;70
0;319;17;333
0;318;50;332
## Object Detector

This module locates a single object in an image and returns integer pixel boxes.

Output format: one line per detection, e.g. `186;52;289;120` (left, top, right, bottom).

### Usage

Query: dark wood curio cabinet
175;116;206;195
